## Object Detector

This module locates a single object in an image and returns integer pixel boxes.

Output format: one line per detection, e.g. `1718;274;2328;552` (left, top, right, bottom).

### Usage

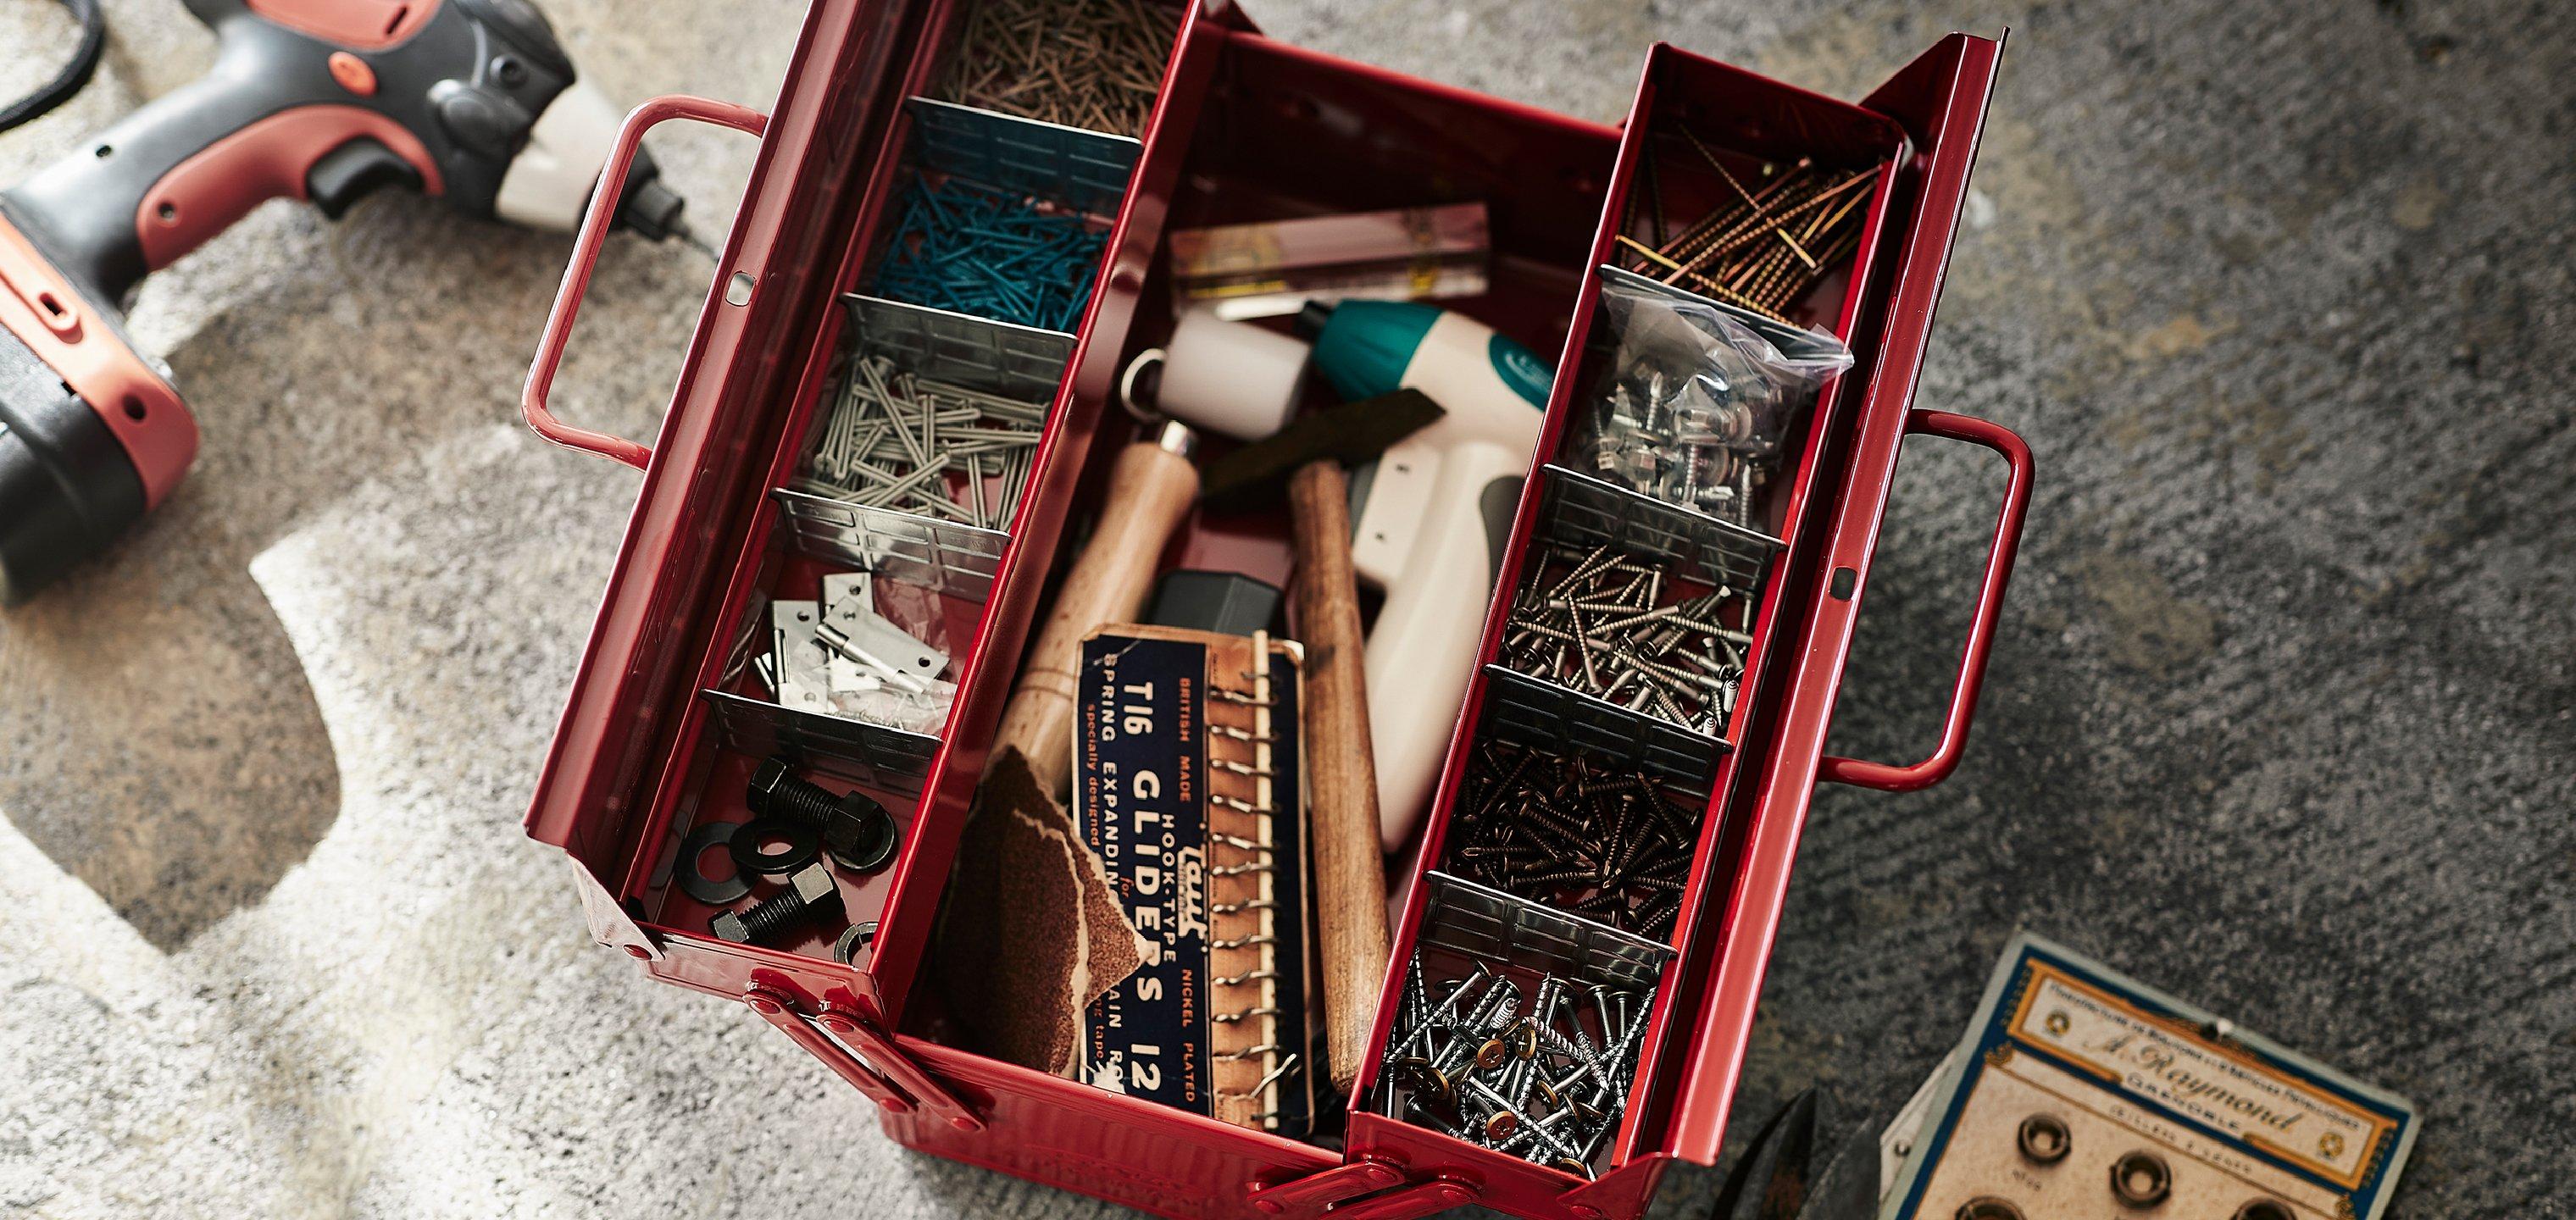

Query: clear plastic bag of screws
1578;278;1852;524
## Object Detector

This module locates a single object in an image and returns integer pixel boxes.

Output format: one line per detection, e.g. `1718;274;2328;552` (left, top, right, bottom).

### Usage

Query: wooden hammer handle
994;434;1200;796
1287;460;1391;1097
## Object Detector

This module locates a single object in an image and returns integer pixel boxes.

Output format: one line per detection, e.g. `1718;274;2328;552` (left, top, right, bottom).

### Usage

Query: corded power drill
0;0;692;602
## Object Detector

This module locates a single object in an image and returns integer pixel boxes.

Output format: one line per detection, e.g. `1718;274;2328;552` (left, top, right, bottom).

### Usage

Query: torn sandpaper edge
932;747;1149;1079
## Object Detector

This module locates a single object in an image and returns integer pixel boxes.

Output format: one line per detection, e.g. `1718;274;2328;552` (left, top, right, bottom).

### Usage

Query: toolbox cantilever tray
516;3;2028;1218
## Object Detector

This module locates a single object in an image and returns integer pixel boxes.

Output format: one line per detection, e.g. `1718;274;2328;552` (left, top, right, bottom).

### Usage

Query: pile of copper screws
1452;740;1700;939
795;354;1046;530
1501;543;1751;736
937;0;1175;137
1615;127;1876;323
1379;957;1651;1179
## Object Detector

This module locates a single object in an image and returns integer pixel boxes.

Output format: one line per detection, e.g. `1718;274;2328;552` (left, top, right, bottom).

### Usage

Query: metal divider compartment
1345;38;1951;1220
1479;463;1788;791
541;0;1196;1007
691;62;1152;807
864;13;1627;1220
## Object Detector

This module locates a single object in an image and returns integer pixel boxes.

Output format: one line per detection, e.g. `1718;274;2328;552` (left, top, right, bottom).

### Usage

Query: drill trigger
306;136;425;219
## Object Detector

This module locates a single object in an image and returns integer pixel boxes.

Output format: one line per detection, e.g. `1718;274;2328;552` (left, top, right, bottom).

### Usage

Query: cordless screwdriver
0;0;694;602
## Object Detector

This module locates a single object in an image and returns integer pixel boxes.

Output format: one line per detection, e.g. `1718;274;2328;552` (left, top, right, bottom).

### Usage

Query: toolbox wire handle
523;94;768;469
1818;409;2031;792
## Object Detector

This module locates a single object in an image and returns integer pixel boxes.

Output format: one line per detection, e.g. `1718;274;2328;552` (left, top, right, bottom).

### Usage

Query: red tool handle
523;94;766;469
1818;409;2032;792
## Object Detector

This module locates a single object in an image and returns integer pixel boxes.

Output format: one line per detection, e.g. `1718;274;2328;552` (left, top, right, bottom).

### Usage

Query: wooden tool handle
994;431;1200;796
1287;460;1392;1097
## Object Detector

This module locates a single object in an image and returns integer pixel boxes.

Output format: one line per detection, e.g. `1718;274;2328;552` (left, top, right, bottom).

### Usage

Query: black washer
729;817;821;876
676;821;752;906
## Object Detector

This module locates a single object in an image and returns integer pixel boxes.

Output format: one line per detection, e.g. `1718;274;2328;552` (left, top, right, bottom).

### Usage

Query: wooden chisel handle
1286;459;1391;1097
993;424;1200;796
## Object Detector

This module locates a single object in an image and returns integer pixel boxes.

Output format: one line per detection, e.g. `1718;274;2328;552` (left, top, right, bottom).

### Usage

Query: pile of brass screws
937;0;1175;137
795;354;1046;530
1452;741;1699;939
1500;543;1751;737
1616;127;1875;323
1380;957;1650;1179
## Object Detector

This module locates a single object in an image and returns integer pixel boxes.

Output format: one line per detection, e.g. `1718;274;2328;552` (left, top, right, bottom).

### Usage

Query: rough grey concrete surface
0;0;2568;1217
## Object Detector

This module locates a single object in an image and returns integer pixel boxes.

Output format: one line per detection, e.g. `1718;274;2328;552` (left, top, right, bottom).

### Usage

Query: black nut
820;803;899;873
2110;1151;2172;1209
2017;1112;2071;1165
749;757;901;873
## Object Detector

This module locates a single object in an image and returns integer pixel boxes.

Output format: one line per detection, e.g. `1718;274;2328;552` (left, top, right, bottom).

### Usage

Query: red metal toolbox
516;4;2025;1219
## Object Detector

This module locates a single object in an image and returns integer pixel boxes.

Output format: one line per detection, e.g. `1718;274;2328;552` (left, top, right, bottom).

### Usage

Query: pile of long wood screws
1452;741;1699;939
1380;958;1650;1179
796;354;1046;530
937;0;1174;137
1618;130;1875;323
1500;543;1750;736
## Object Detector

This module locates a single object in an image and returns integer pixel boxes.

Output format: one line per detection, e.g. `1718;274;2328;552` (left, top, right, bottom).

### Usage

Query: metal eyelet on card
1955;1201;2024;1220
2109;1151;2172;1209
2016;1112;2071;1165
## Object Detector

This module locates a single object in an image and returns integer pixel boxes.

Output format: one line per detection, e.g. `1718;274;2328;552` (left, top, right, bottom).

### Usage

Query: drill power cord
0;0;108;135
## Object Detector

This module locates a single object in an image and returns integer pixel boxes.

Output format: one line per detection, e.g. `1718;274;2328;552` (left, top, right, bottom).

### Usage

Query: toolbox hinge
820;1006;985;1134
745;989;915;1116
1246;1159;1475;1219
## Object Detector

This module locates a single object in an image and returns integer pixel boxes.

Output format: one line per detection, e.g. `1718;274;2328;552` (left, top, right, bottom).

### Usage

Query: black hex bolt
749;757;900;873
711;863;839;945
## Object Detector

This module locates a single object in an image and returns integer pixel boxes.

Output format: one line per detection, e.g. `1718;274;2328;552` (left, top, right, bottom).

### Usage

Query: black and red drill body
0;0;684;601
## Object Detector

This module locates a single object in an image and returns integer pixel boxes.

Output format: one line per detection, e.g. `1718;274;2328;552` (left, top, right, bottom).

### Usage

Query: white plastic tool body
1348;310;1542;852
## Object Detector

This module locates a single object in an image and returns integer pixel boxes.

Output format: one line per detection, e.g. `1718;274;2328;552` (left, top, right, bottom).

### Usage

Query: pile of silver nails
1501;543;1751;736
1379;958;1650;1180
795;354;1046;531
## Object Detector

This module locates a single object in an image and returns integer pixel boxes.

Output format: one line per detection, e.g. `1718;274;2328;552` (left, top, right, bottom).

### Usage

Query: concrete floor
0;0;2568;1217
